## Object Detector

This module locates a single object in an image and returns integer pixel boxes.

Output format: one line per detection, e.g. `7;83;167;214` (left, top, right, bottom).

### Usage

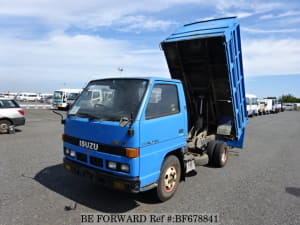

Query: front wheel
156;155;181;202
0;120;11;134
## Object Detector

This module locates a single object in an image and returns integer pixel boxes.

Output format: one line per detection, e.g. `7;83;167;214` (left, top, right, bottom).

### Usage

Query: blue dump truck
62;17;247;201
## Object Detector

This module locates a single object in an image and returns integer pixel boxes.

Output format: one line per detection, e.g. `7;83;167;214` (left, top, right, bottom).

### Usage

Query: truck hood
64;116;139;148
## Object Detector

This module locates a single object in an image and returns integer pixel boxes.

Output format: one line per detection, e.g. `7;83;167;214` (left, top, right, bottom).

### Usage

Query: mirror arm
52;110;65;124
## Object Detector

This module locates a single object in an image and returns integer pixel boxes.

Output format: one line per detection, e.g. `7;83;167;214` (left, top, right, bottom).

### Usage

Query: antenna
117;67;124;76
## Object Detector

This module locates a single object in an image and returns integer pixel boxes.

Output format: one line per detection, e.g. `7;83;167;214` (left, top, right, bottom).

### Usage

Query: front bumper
63;158;140;193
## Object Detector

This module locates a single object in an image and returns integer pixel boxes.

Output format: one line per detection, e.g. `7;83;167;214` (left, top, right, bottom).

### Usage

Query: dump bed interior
161;17;247;147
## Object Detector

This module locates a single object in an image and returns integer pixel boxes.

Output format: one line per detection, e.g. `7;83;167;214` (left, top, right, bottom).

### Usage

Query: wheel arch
162;147;186;181
0;117;14;125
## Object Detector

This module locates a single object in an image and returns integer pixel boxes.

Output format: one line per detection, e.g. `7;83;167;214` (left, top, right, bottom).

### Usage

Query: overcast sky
0;0;300;96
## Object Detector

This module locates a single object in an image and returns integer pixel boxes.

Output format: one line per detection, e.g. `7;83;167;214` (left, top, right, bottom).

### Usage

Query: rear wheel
212;142;229;167
156;155;181;202
0;120;11;134
207;141;217;164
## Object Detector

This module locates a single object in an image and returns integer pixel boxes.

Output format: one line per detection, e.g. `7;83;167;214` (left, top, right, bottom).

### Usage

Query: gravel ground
0;110;299;225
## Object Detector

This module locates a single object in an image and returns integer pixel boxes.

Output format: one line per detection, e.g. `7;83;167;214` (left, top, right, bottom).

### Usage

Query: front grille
90;156;103;168
76;152;87;162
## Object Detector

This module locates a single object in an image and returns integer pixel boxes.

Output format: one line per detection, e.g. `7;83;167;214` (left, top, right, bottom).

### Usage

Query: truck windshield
68;79;148;121
68;93;79;100
54;91;63;99
252;98;258;105
246;97;250;105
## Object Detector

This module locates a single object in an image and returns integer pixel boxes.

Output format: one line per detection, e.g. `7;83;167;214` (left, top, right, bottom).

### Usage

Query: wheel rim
0;123;9;131
221;146;228;163
163;166;177;192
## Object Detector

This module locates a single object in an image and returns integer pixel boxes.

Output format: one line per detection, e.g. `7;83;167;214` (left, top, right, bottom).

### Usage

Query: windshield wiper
69;113;121;122
68;113;100;121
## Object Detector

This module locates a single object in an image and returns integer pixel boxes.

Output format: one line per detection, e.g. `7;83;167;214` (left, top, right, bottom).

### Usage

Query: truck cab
53;89;82;109
63;78;187;200
246;94;259;116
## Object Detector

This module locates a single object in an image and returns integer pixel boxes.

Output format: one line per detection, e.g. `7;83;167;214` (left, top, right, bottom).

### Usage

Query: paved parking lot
1;110;300;225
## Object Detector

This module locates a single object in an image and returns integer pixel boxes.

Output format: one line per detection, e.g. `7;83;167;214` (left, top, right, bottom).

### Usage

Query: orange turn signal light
125;148;139;158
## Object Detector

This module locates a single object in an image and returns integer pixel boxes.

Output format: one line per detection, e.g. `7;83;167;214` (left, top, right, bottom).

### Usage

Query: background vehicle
0;92;17;99
263;99;272;114
268;98;278;113
15;92;40;102
276;101;283;113
283;103;296;111
257;99;266;115
246;94;258;116
62;17;247;201
52;89;82;109
0;98;25;133
45;96;54;104
66;92;81;109
40;93;53;103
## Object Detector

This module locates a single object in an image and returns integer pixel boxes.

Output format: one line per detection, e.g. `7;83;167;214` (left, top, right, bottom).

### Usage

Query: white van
246;94;259;117
15;92;40;102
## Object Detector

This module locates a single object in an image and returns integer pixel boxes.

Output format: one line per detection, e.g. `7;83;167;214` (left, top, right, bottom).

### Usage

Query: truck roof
55;89;82;92
90;77;181;84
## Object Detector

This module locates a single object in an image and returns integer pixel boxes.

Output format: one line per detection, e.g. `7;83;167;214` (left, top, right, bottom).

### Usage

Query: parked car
0;98;25;133
283;103;296;111
39;94;53;103
45;96;53;104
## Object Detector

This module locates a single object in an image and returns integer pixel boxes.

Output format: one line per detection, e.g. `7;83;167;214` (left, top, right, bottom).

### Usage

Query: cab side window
146;84;179;119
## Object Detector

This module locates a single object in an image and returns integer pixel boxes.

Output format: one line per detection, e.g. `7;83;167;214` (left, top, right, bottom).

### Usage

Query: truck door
139;82;187;187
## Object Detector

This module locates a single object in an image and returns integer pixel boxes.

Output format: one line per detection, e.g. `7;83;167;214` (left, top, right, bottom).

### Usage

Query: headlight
70;150;76;157
120;164;129;173
65;148;70;154
64;148;70;155
107;161;130;173
107;161;117;170
64;148;76;158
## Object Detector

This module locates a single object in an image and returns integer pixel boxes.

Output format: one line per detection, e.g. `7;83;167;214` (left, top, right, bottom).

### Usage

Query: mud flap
184;153;196;173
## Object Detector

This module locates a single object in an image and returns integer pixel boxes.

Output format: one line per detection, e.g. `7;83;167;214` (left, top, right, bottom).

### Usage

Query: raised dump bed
161;17;247;148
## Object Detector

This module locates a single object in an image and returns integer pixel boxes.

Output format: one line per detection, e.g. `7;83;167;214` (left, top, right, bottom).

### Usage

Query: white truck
52;89;82;109
275;101;282;113
246;94;258;117
265;98;279;113
257;99;266;115
263;99;273;114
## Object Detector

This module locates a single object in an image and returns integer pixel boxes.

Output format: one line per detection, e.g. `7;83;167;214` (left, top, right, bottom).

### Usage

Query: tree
265;97;277;99
279;94;300;103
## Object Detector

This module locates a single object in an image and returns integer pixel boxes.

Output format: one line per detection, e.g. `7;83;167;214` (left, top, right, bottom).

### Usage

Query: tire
0;120;11;134
212;142;229;168
207;141;217;164
156;155;181;202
